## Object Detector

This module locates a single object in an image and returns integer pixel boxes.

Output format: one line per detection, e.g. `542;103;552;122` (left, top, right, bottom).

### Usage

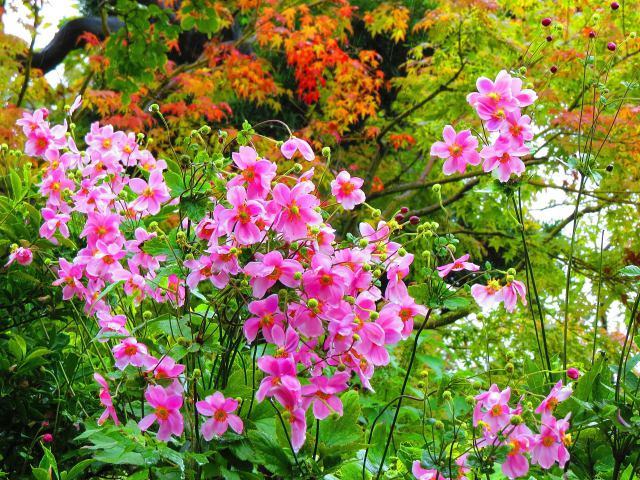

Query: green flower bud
465;395;475;404
307;298;319;308
193;368;201;378
630;32;637;39
417;381;425;388
359;238;368;248
370;311;379;320
0;143;8;151
143;311;153;320
184;253;195;262
373;269;382;278
199;125;211;135
293;163;303;173
422;250;431;259
337;363;346;371
372;209;381;218
507;268;516;276
505;362;514;374
176;231;186;240
510;414;523;425
442;390;452;401
506;274;515;283
434;420;445;430
322;146;331;157
352;333;361;341
446;244;456;254
398;248;407;257
362;263;372;271
345;295;355;304
432;183;441;193
293;271;302;280
149;104;160;113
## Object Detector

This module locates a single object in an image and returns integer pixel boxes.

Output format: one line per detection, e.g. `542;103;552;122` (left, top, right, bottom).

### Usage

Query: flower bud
398;248;407;257
409;216;420;225
607;42;617;51
434;420;445;430
322;146;331;157
541;17;552;27
199;125;211;135
417;381;425;388
611;1;620;9
465;395;475;404
352;333;361;341
446;244;456;254
307;298;319;309
337;363;347;371
293;163;303;173
506;274;515;283
149;104;160;113
42;433;54;443
345;295;356;304
510;415;523;425
362;263;371;271
546;35;553;42
293;271;302;280
143;311;153;321
630;32;637;39
394;213;405;222
505;362;514;374
442;390;452;401
421;250;431;259
372;209;381;218
567;367;580;379
359;238;368;248
432;183;441;193
193;368;201;379
589;30;596;38
373;269;382;278
550;65;558;74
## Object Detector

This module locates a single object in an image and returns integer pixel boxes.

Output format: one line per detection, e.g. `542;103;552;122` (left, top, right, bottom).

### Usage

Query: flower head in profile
138;385;184;441
94;373;120;425
5;246;33;267
331;171;365;210
535;381;572;420
281;137;315;161
437;254;480;278
196;392;244;440
430;125;481;175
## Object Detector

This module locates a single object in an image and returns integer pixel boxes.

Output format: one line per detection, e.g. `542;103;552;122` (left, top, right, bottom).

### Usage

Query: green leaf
320;390;363;451
9;169;23;199
620;464;635;480
247;429;293;476
180;15;196;31
31;467;50;480
164;171;187;197
442;296;470;310
64;459;95;480
619;265;640;277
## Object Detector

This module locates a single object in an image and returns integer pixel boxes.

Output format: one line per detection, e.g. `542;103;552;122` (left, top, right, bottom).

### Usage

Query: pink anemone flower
94;373;120;425
330;171;365;210
437;253;480;278
138;385;184;441
196;392;244;440
430;125;481;175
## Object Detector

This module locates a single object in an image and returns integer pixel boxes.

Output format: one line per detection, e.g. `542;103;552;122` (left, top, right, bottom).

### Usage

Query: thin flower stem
374;309;432;479
592;230;605;363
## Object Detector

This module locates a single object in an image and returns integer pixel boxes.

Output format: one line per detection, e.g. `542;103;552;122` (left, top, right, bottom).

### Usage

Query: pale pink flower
129;169;171;215
197;392;244;440
112;337;153;370
530;415;570;470
437;253;480;278
217;186;264;244
244;251;302;298
39;208;70;242
138;385;184;441
52;258;85;300
270;182;322;241
96;311;129;340
228;146;277;199
281;137;315;161
430;125;481;175
330;171;365;210
535;381;572;420
94;373;120;425
473;384;512;433
480;138;529;182
470;280;503;309
244;294;285;343
502;279;527;313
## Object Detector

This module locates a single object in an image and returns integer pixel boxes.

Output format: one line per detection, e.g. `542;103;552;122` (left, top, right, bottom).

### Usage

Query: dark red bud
400;206;409;214
546;35;553;42
550;65;558;73
541;17;552;27
607;42;617;51
409;216;420;225
395;214;405;222
611;1;620;10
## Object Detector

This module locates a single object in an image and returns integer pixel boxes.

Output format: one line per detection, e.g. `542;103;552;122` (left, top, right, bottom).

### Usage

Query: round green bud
290;241;299;250
430;222;439;230
192;368;201;378
143;310;153;320
422;250;431;259
506;274;515;283
322;146;331;157
307;298;319;308
359;238;368;248
345;295;356;304
373;269;382;278
630;32;637;39
362;263;372;271
379;254;387;262
370;311;379;320
69;123;76;130
337;363;347;371
446;244;456;254
423;230;434;238
352;333;361;341
184;253;195;262
149;104;160;113
465;395;475;404
398;248;407;257
432;183;441;193
518;66;527;75
372;209;381;218
507;268;516;276
176;231;186;240
442;390;452;401
44;258;52;265
293;271;302;280
434;420;445;430
419;368;429;378
417;381;425;388
241;279;249;287
293;163;303;173
0;143;7;151
199;125;211;135
505;362;514;374
510;414;523;425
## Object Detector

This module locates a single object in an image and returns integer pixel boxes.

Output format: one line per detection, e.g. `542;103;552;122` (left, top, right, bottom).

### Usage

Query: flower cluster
431;70;537;182
19;104;423;449
473;381;573;478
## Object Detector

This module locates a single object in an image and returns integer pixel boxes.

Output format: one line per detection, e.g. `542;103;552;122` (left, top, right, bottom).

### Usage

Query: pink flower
256;356;300;403
39;169;74;207
500;111;533;147
330;171;365;210
94;373;120;425
430;125;481;175
480;138;529;182
244;251;302;298
80;213;121;247
470;280;503;309
535;381;572;420
277;387;308;452
530;415;570;470
138;385;184;441
228;146;277;199
68;95;82;116
281;137;315;161
217;186;265;244
147;356;185;379
508;75;538;107
42;433;54;443
5;246;33;266
473;384;512;433
112;337;153;370
52;258;85;300
437;253;480;278
270;182;322;241
39;208;70;242
96;311;129;340
129;169;171;215
302;254;353;303
412;460;439;480
184;255;230;290
244;294;285;343
467;71;520;131
301;372;349;419
502;425;533;478
196;392;244;440
85;240;125;279
502;279;527;313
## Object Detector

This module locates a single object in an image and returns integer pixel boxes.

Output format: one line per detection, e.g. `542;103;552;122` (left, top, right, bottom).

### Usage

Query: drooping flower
138;385;184;441
430;125;481;175
5;246;33;266
470;279;503;309
330;171;365;210
437;253;480;278
535;381;572;420
94;373;120;425
196;392;244;440
502;279;527;313
281;137;315;161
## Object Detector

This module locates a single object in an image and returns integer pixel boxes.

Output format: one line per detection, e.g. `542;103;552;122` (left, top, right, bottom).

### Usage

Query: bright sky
3;1;80;84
